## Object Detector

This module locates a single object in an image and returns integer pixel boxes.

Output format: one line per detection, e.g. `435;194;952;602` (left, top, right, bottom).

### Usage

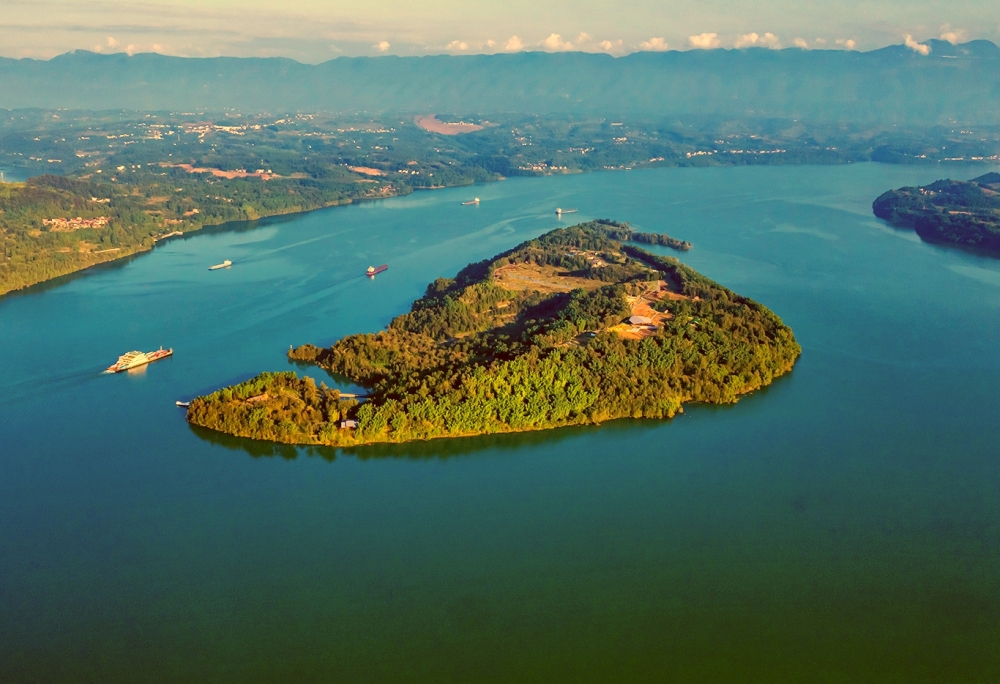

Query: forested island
187;220;800;446
873;172;1000;253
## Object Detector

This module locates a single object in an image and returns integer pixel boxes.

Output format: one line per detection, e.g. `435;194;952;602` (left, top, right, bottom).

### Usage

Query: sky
0;0;997;61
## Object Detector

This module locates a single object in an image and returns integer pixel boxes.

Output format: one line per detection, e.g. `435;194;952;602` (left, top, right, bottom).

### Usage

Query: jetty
154;231;183;242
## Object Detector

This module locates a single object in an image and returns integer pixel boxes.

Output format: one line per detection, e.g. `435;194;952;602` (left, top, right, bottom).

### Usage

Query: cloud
639;37;669;51
940;26;966;44
541;33;573;51
836;38;857;50
577;32;592;44
815;38;827;45
106;36;119;48
688;32;719;49
734;32;780;49
504;35;524;51
598;39;623;52
904;34;930;55
373;40;390;52
446;39;468;51
486;39;496;48
793;37;809;48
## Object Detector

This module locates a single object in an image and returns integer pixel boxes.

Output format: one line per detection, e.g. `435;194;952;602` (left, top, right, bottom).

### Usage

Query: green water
2;164;1000;682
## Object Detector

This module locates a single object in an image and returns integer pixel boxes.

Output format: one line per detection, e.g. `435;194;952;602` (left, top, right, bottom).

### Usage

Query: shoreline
9;158;997;299
0;191;398;299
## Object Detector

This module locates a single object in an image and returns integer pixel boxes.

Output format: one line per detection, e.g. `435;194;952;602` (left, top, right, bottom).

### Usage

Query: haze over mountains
2;39;999;125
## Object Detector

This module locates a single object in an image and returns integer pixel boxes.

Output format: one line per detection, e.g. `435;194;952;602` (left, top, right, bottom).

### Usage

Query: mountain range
2;39;999;124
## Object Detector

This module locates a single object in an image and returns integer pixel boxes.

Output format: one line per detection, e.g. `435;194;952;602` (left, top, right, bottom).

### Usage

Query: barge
105;347;173;373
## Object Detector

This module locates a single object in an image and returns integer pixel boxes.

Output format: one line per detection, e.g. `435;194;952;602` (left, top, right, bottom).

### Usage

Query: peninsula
187;220;801;446
873;172;1000;253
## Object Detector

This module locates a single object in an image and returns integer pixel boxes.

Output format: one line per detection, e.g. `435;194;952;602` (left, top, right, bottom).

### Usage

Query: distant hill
873;173;1000;253
2;40;1000;124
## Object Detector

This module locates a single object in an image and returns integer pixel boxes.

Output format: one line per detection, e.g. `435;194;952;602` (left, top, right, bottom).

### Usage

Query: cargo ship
366;264;389;277
209;260;232;270
105;347;173;373
462;198;480;205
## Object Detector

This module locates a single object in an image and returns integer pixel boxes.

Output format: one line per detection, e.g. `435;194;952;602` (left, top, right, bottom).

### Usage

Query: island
873;172;1000;253
186;220;801;446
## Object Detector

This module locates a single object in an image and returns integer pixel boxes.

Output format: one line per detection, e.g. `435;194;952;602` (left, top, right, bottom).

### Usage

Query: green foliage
189;221;801;446
0;169;395;295
187;371;358;444
873;174;1000;252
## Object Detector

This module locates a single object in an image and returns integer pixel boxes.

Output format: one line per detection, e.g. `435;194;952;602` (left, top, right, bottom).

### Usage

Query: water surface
2;164;1000;682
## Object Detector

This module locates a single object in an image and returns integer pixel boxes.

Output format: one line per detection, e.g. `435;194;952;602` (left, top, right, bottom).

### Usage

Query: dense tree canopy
188;221;801;447
873;173;1000;253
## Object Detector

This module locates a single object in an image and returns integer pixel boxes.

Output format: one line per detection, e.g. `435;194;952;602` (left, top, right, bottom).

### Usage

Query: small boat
556;208;578;216
175;401;190;408
462;198;480;205
209;260;232;270
105;347;173;373
366;264;389;277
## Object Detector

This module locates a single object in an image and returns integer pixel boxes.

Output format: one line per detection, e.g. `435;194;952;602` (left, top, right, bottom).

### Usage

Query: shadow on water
0;207;330;306
189;416;667;463
873;216;1000;260
187;368;799;463
0;251;149;304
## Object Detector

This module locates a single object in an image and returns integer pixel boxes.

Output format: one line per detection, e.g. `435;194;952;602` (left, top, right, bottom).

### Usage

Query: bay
0;166;30;183
2;163;1000;682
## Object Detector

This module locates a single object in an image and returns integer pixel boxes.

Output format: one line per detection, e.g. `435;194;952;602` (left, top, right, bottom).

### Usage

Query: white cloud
735;32;780;49
577;33;592;44
940;26;966;44
446;40;469;51
904;35;930;55
639;37;669;51
759;32;780;48
793;37;809;48
107;36;119;49
598;39;623;52
688;32;720;49
541;33;573;51
504;35;524;51
815;38;827;45
486;39;497;48
836;38;857;50
373;40;390;52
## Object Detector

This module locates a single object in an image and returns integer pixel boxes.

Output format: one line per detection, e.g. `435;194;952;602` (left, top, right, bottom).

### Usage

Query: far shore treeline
5;107;999;296
187;220;801;446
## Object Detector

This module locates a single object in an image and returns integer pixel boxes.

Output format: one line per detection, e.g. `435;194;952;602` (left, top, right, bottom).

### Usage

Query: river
2;163;1000;682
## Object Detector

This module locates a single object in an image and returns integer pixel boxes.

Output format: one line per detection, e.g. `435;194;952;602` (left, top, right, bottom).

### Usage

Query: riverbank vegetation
873;172;1000;253
0;171;387;294
187;220;801;446
5;109;1000;293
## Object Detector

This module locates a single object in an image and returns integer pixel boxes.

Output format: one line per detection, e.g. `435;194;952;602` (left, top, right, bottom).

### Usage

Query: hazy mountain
2;39;999;124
